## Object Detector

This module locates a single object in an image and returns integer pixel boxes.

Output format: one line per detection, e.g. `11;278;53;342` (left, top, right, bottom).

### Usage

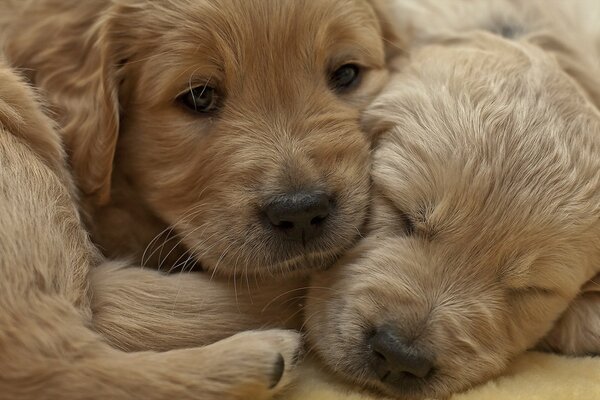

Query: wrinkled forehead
135;0;385;77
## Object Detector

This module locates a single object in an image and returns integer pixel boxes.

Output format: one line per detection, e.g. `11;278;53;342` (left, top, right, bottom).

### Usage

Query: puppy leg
0;63;300;400
90;262;307;351
2;295;301;400
2;297;301;400
538;275;600;356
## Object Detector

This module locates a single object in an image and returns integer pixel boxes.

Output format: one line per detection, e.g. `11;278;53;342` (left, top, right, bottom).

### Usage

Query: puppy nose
368;328;434;384
264;191;331;243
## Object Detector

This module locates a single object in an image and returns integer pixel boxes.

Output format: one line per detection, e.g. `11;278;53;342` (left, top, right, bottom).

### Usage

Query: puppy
0;0;401;353
0;57;302;400
0;1;403;397
1;0;398;277
305;28;600;400
381;0;600;360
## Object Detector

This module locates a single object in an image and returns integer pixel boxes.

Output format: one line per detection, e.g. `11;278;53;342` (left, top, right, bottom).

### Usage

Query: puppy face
306;34;600;398
65;0;394;276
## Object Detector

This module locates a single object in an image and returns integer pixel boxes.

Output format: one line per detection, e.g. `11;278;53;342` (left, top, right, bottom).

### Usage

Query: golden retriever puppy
374;0;600;357
0;58;302;400
0;0;401;354
304;31;600;399
0;1;403;396
0;0;397;277
388;0;600;363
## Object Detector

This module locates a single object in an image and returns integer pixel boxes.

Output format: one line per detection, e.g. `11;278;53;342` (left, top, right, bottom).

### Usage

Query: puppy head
52;0;402;276
306;33;600;398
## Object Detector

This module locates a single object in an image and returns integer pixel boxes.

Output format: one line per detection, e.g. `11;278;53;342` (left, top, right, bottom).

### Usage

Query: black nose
368;328;434;385
264;191;331;243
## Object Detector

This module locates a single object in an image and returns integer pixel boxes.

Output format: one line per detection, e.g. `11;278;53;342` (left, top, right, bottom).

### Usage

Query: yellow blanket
281;352;600;400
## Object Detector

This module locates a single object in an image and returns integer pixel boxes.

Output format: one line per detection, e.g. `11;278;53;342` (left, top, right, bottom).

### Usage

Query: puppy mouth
160;196;365;276
261;246;347;276
309;328;440;400
200;245;346;278
154;220;356;275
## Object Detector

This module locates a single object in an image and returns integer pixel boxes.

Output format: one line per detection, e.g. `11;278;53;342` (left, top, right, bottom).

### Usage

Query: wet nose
264;191;331;243
368;327;434;384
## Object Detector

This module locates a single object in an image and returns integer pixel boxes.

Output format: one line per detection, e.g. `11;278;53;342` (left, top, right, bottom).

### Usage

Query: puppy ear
537;274;600;356
60;17;124;205
5;4;129;205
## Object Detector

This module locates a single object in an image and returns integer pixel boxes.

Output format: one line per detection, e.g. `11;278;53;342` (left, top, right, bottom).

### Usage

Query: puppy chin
202;247;345;279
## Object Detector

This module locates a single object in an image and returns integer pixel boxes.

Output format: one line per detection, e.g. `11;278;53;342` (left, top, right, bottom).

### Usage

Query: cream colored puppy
306;31;600;399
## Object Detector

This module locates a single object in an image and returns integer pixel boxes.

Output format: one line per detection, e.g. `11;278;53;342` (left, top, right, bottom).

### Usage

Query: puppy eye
178;85;219;114
329;64;361;92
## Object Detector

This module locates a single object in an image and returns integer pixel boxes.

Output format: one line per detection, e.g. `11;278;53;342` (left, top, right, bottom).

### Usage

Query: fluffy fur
0;58;304;400
0;0;402;398
305;1;600;398
0;0;399;277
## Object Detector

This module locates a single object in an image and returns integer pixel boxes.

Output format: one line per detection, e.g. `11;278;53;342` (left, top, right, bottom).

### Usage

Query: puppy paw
200;329;303;399
538;291;600;356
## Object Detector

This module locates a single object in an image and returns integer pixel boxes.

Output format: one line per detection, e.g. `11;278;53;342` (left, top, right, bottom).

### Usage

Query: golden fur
306;1;600;398
0;0;404;398
0;58;306;399
0;0;398;276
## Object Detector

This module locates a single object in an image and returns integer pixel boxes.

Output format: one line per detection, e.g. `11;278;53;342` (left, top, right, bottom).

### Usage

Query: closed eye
510;286;556;297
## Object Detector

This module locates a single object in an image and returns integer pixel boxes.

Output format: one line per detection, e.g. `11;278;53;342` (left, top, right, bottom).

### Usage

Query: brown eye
178;85;219;114
329;64;361;92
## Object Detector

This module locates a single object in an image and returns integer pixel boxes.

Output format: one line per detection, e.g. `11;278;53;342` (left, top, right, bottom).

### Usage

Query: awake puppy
1;0;397;277
305;31;600;399
0;57;300;400
0;0;401;350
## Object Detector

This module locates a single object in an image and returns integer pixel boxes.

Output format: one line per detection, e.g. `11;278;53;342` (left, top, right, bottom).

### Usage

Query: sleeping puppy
0;0;400;350
372;0;600;359
0;57;300;400
1;0;397;276
305;30;600;400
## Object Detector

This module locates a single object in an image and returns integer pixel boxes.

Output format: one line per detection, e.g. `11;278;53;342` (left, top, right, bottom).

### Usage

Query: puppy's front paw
203;329;303;399
538;291;600;356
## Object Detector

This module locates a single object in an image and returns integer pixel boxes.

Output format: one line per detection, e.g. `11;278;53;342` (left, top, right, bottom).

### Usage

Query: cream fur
306;0;600;398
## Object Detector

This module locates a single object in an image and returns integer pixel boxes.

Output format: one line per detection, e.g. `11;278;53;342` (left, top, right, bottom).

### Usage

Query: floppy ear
537;274;600;356
62;23;121;205
56;11;127;206
4;3;129;205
